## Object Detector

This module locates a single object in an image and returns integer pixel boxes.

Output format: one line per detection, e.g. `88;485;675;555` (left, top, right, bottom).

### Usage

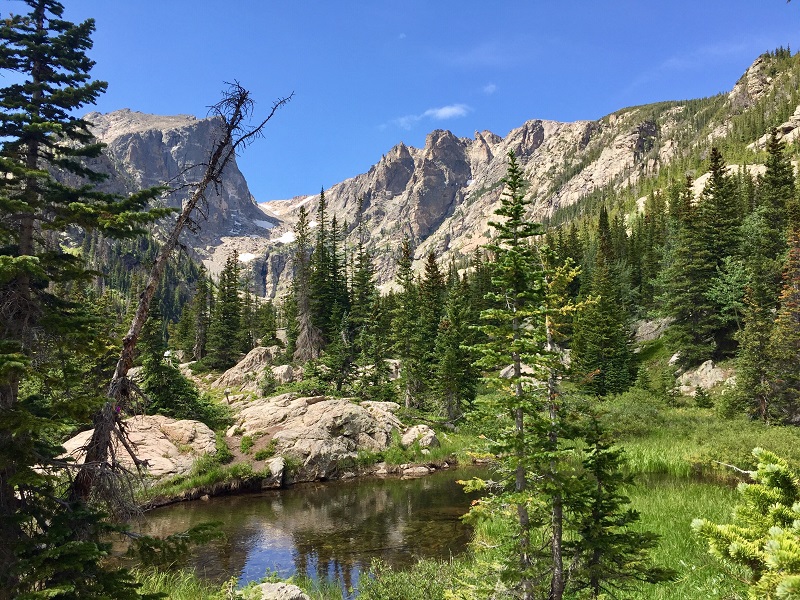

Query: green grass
602;388;800;480
144;454;257;501
626;477;747;599
240;435;254;454
134;568;227;599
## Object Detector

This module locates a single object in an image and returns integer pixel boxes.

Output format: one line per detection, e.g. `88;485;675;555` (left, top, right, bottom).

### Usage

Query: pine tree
310;188;333;338
392;236;423;408
663;176;717;367
472;150;569;600
0;2;164;596
693;448;800;598
354;296;394;402
433;278;478;420
206;251;243;370
569;417;675;598
766;203;800;422
758;129;794;258
416;251;446;404
700;147;742;355
571;206;634;396
293;205;323;362
349;200;376;351
736;203;789;421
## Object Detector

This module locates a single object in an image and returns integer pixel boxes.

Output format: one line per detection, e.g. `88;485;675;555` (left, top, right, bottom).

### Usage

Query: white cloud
483;83;497;95
423;104;470;119
392;103;471;130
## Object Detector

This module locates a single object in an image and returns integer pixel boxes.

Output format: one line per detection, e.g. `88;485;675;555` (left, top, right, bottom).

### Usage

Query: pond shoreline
142;454;487;511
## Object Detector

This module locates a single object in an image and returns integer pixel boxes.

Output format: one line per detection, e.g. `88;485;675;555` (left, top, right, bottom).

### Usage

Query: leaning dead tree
70;83;292;502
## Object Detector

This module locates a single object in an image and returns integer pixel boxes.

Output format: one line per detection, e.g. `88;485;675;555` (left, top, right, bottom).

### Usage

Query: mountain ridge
84;50;800;297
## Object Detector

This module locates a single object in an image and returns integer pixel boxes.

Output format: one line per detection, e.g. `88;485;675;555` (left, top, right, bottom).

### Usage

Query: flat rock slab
63;415;216;478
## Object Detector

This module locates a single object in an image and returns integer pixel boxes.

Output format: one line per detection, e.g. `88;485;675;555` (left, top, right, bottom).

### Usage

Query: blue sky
56;1;800;202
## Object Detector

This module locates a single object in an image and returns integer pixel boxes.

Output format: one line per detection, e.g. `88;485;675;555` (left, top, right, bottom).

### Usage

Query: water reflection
133;467;485;594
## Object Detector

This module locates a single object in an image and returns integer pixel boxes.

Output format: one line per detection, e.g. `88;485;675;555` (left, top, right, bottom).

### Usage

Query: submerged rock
246;582;310;600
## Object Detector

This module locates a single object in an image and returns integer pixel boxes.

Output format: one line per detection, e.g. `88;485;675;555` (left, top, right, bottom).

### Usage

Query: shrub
254;439;277;461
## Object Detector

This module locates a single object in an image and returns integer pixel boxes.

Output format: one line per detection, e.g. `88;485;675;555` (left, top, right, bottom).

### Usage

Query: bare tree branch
70;84;292;501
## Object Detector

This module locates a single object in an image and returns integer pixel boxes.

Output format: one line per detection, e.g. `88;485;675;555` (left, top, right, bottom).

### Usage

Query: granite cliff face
84;109;279;252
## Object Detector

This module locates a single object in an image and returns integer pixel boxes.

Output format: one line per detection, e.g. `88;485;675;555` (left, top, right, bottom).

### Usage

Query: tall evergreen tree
416;251;446;403
206;251;243;370
433;278;478;420
0;2;165;596
293;205;323;362
569;417;675;598
662;176;717;367
310;188;333;337
571;206;634;396
766;203;800;422
349;200;376;349
473;150;568;600
700;147;742;354
392;236;423;408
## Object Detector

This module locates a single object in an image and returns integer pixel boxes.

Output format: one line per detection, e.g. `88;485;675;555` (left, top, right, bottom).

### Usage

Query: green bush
215;432;233;464
240;435;254;454
260;369;278;396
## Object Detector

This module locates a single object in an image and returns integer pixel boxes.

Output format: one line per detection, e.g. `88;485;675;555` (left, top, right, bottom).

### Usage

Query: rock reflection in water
134;467;484;593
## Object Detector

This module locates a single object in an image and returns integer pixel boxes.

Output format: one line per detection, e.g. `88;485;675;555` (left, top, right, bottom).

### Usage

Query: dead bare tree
70;83;292;502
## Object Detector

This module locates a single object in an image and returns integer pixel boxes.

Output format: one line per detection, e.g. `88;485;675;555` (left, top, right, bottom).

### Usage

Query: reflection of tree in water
135;467;484;591
288;472;478;589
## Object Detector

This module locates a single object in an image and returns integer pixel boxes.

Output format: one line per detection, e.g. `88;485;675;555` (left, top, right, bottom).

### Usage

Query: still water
133;466;485;594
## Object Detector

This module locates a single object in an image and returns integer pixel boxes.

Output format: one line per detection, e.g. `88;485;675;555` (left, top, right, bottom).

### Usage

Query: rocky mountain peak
84;109;278;258
729;53;776;111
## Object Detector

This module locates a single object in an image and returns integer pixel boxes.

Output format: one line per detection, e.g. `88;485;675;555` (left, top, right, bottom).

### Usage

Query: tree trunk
71;85;291;501
547;319;565;600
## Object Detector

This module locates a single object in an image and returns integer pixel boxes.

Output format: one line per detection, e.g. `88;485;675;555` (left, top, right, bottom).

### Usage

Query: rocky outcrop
63;415;216;478
226;395;405;481
401;424;439;449
211;345;282;392
678;360;735;396
85;53;800;297
634;318;673;343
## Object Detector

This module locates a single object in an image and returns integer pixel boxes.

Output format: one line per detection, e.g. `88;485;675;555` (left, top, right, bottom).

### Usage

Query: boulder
227;395;404;481
62;415;216;478
271;364;294;385
678;360;734;396
633;317;673;343
261;457;285;489
245;582;310;600
402;465;431;478
211;346;282;392
401;424;439;449
384;359;402;380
